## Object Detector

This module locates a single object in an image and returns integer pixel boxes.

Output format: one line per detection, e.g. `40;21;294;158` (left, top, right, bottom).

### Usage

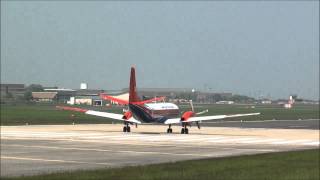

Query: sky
1;1;319;100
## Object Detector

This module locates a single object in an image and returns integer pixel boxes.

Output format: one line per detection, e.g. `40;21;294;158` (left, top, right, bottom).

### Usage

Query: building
67;96;103;106
65;89;106;106
74;97;93;105
0;84;26;97
44;88;76;103
75;89;104;96
120;88;233;103
32;92;57;102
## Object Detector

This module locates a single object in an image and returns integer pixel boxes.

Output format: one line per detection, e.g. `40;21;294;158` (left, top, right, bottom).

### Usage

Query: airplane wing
164;113;260;124
56;106;141;124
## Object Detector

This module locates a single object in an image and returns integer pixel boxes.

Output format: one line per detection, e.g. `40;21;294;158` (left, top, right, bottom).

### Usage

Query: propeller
189;100;209;115
196;109;209;115
189;99;207;129
189;100;194;112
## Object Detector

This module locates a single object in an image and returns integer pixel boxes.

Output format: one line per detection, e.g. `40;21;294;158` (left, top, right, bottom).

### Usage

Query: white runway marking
270;140;314;145
173;136;226;142
2;156;111;165
302;142;320;146
3;144;213;157
289;126;308;128
242;139;283;144
206;137;258;143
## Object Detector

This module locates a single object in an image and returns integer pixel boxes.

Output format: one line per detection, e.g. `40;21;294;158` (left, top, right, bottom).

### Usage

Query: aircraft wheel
181;128;185;134
127;126;131;132
169;128;173;133
185;128;189;134
123;126;127;132
167;128;172;133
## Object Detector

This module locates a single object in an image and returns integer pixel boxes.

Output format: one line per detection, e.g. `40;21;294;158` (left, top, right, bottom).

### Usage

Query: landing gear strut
181;123;189;134
167;124;173;133
123;122;131;132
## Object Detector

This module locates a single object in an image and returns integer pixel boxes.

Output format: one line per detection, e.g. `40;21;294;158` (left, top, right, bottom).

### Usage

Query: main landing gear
123;122;131;132
166;124;189;134
181;123;189;134
167;124;173;133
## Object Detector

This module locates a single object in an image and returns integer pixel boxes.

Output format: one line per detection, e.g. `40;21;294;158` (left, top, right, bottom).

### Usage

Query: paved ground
1;123;319;177
203;119;319;130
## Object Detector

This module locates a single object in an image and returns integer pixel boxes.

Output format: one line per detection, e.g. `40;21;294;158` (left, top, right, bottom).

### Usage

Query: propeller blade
196;109;209;115
189;100;194;112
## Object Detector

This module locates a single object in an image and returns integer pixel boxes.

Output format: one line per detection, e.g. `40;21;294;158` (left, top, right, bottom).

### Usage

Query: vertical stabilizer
129;66;140;103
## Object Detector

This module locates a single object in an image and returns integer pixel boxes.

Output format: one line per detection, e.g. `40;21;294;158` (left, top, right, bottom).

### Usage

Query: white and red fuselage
128;102;180;123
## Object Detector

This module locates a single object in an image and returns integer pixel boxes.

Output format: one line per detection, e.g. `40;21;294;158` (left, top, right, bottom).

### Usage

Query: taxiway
1;123;319;177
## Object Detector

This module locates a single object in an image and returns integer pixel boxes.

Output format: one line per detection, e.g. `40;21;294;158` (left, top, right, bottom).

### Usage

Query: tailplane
100;67;163;105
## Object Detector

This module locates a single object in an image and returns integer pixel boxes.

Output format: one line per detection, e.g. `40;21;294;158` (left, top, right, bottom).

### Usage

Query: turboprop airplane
57;67;260;134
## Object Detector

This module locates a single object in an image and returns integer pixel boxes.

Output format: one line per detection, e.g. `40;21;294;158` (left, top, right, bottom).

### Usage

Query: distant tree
24;84;44;101
5;92;13;99
24;91;32;101
212;94;223;102
27;84;44;92
228;94;255;103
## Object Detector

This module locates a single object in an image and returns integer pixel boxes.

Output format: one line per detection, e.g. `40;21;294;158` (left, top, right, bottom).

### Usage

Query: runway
1;124;319;177
203;119;319;130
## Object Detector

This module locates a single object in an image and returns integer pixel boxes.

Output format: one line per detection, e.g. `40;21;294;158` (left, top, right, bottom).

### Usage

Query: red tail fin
129;66;140;103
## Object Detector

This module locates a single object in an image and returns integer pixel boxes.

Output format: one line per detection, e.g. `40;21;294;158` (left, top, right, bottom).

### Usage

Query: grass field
0;104;120;125
2;149;319;180
1;103;319;125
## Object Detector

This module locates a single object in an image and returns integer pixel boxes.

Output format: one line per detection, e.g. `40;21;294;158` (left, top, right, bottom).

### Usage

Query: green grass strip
1;104;319;125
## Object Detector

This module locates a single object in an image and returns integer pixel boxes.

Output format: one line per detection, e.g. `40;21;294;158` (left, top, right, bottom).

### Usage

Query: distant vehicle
57;67;260;134
284;96;295;109
216;101;234;104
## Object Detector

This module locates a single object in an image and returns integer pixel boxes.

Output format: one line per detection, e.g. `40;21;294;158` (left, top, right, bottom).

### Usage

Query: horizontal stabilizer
100;94;129;105
100;93;165;105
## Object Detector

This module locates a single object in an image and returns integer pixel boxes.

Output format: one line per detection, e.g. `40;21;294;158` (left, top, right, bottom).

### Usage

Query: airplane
57;67;260;134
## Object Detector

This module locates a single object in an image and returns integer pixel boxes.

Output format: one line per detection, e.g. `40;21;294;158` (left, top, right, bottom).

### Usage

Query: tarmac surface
202;119;319;130
1;122;319;177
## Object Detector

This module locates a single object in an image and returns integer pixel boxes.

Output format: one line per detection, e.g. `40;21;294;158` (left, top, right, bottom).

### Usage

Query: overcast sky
1;1;319;100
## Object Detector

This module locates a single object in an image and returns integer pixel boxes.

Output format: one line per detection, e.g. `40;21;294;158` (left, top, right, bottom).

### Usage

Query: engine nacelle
122;111;133;120
181;111;194;121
